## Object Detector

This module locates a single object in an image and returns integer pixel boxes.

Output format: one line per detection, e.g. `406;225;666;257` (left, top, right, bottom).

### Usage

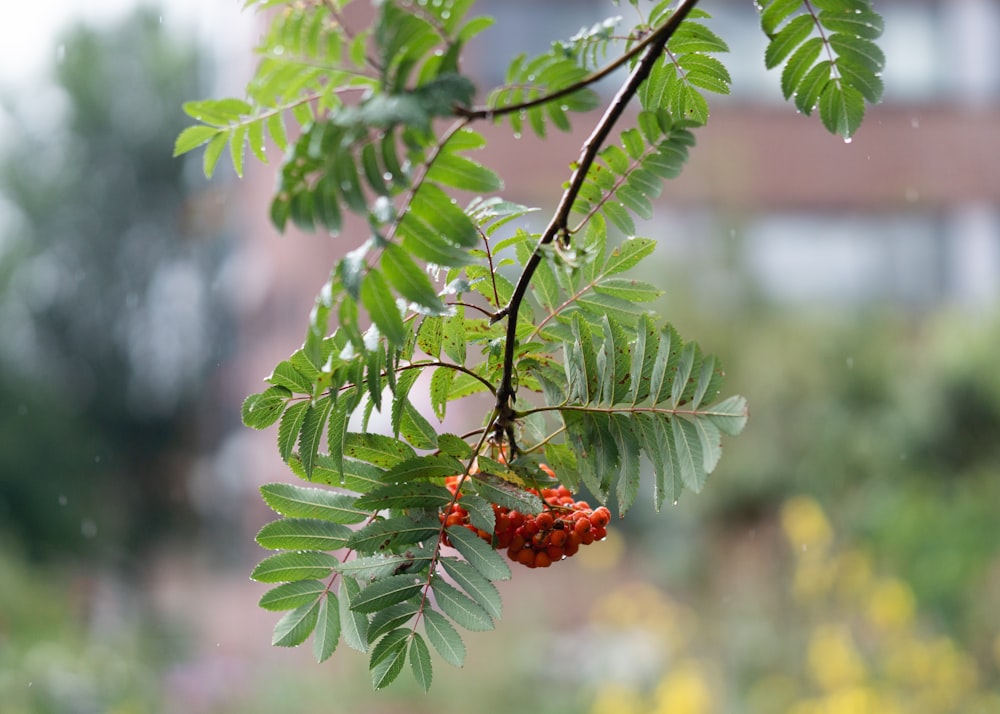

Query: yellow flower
807;625;866;691
590;683;644;714
652;660;714;714
832;549;873;602
865;578;915;632
793;558;834;601
781;497;833;555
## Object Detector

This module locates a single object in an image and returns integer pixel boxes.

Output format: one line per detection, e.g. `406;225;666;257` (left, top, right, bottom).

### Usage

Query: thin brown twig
490;0;701;451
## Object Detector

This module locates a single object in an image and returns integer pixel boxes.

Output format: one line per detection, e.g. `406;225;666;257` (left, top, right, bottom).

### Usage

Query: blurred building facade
471;0;1000;310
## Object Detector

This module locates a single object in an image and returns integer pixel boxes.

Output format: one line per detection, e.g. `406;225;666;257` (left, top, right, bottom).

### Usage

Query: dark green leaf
400;403;440;449
268;360;315;393
819;81;865;138
409;633;433;692
426;152;502;193
408;183;478;248
242;387;291;429
381;243;448;314
470;475;543;516
457;494;495;535
354;482;453;511
795;60;832;114
299;395;334;478
782;36;824;100
431;579;494;631
251;551;340;583
339;578;369;652
260;483;368;524
705;394;749;436
272;598;322;647
760;0;803;36
383;454;465;483
440;557;502;620
174;124;222;157
819;8;884;40
368;601;421;644
255;518;353;551
352;575;423;613
673;416;707;493
430;367;455;420
361;268;406;347
765;14;815;69
344;432;416;467
370;629;409;689
313;592;341;662
259;580;328;612
347;516;441;553
445;526;511;581
423;607;465;667
335;553;429;579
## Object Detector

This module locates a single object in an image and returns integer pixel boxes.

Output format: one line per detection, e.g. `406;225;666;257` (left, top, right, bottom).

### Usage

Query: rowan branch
492;0;701;448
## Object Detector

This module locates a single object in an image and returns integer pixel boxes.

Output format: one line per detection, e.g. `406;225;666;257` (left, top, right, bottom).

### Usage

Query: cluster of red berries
440;473;611;569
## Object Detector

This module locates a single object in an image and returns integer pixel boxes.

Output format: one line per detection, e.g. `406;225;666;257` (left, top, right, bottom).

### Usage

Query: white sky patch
0;0;256;89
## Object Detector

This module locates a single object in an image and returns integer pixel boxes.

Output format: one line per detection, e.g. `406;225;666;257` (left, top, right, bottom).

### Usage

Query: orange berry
535;512;554;530
534;551;552;568
546;545;564;562
590;507;611;529
516;548;535;566
496;512;511;534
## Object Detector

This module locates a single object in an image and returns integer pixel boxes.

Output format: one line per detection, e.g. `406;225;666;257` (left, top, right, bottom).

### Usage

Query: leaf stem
455;7;687;121
492;0;701;450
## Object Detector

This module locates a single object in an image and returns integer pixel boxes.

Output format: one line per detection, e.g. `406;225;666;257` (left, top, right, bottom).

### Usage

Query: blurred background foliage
0;8;231;563
1;2;999;713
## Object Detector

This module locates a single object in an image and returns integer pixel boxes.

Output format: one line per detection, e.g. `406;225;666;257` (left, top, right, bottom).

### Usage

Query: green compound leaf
313;591;341;662
350;575;424;614
255;518;353;551
259;580;328;612
339;577;369;653
431;579;494;631
382;454;466;483
242;387;291;429
758;0;884;137
251;551;340;583
440;557;502;620
260;483;369;524
299;395;334;479
335;553;430;580
370;629;409;690
445;526;511;582
368;601;420;644
409;633;433;692
360;268;406;347
354;482;454;511
277;401;309;462
272;597;322;647
423;607;466;667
